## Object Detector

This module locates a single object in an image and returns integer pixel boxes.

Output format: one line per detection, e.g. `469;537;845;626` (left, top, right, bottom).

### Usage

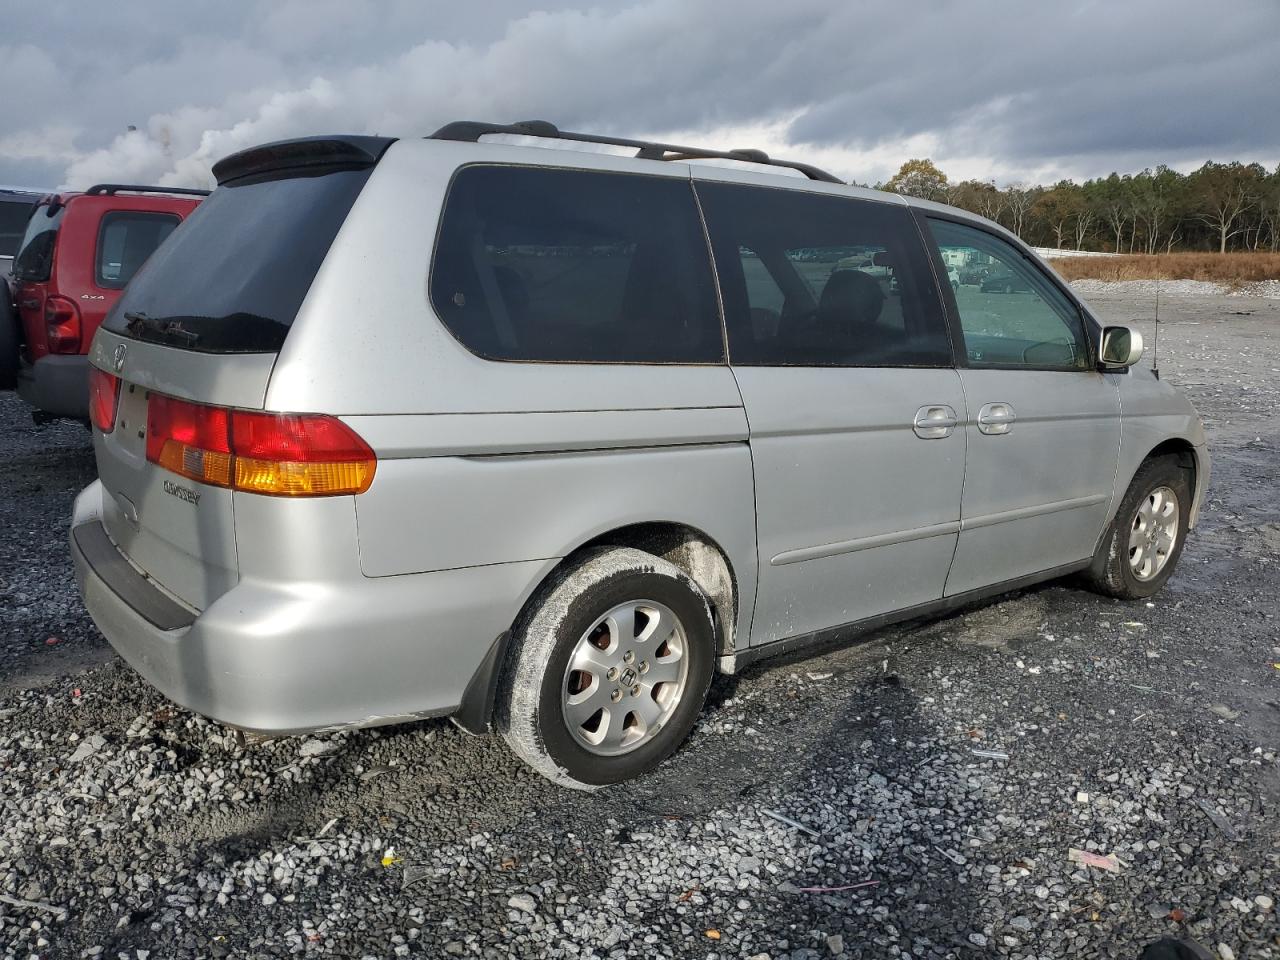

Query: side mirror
1099;325;1144;369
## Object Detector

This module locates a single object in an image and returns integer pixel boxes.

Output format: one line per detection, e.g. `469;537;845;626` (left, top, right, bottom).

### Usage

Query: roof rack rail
85;183;211;197
429;120;843;184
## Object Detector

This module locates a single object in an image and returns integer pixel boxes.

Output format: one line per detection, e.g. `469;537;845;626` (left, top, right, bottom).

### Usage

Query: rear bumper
71;480;549;734
17;353;89;420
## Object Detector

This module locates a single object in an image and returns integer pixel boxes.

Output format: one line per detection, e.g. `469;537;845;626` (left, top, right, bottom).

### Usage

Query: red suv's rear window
95;211;180;289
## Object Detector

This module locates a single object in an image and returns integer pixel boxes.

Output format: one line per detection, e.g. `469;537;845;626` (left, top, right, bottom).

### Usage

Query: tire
0;290;19;390
497;547;716;790
1086;456;1192;600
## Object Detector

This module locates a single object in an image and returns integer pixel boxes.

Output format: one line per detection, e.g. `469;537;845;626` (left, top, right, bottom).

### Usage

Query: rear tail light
45;296;82;354
146;394;376;496
88;368;121;433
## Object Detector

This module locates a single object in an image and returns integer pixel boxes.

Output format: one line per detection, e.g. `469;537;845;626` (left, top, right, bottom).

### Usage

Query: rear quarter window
429;165;723;364
95;211;180;288
12;204;64;282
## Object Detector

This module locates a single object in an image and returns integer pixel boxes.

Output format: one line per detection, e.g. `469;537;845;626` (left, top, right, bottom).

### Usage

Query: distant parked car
0;188;43;278
2;184;206;418
959;264;990;285
834;253;873;272
980;270;1032;294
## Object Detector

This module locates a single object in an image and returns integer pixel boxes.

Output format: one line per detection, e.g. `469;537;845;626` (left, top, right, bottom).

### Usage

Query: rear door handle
913;404;959;439
977;402;1016;435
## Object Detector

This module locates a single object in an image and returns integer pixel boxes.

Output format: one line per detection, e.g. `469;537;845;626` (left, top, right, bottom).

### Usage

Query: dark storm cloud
2;0;1276;189
781;3;1280;164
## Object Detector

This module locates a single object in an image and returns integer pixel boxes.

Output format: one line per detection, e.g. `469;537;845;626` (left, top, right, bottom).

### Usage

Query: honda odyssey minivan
71;122;1208;789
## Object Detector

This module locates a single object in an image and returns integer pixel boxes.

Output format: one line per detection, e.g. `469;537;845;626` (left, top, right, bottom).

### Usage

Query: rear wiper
124;311;200;348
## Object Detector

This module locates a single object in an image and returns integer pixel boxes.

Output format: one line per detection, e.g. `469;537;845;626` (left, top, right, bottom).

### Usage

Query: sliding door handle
977;402;1016;435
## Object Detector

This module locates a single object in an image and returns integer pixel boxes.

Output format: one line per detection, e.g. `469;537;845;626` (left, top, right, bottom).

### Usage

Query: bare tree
976;188;1005;223
1136;171;1179;254
1262;202;1280;252
1104;202;1129;254
1073;209;1095;250
1265;166;1280;251
1031;185;1083;249
1003;185;1036;239
1192;162;1259;253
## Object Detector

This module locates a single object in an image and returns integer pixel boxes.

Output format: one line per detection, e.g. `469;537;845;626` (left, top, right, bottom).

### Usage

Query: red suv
1;184;206;421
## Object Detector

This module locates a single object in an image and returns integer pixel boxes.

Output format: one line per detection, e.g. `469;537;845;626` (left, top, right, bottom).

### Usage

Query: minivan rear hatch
90;136;392;611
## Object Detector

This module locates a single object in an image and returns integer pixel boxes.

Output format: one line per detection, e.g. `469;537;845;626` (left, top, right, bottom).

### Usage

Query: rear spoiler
86;184;210;198
211;136;397;186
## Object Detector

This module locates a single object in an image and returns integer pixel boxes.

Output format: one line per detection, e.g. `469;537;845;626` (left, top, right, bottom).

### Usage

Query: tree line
879;158;1280;254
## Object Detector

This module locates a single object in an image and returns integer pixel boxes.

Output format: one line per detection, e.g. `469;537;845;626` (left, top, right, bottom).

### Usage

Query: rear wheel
1086;456;1191;599
497;547;715;789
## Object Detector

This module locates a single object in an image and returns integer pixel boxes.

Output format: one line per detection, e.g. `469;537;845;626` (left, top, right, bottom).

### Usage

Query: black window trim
692;178;956;370
93;209;182;290
427;161;730;367
915;208;1100;373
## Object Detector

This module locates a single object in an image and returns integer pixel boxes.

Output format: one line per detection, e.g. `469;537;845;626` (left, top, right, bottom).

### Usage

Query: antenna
1151;272;1160;379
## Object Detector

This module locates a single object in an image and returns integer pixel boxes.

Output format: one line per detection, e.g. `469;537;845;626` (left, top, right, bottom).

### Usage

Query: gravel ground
1067;278;1280;300
1;287;1278;960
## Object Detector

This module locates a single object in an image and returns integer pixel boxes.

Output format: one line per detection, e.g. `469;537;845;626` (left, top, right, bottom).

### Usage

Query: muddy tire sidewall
498;548;715;789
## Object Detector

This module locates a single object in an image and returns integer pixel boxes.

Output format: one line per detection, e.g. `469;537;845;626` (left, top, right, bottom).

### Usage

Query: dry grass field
1049;251;1280;285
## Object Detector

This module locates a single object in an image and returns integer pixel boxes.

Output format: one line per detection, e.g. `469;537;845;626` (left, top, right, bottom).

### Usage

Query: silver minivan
71;122;1209;789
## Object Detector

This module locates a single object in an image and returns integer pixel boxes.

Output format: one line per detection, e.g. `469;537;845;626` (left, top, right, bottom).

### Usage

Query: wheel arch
1086;439;1199;598
1137;437;1204;529
570;521;740;658
452;520;743;737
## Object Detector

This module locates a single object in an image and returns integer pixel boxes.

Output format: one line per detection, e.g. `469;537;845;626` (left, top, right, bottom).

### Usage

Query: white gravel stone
69;734;107;763
507;893;537;914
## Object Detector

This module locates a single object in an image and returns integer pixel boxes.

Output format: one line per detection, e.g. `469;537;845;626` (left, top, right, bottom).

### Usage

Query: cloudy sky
2;0;1277;191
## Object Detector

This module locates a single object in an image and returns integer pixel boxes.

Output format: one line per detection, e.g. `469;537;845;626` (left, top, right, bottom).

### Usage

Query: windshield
103;166;372;353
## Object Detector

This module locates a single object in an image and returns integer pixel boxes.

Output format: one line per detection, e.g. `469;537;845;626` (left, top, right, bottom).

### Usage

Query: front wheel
497;547;715;789
1086;457;1191;599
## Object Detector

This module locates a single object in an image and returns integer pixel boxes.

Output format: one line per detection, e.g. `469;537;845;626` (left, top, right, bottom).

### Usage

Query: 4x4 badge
113;344;127;372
